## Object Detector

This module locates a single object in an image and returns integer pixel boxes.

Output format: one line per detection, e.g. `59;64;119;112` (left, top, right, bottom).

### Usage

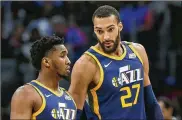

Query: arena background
1;1;182;119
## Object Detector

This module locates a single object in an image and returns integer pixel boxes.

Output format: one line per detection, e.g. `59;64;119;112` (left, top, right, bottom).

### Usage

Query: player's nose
104;33;110;40
66;56;71;65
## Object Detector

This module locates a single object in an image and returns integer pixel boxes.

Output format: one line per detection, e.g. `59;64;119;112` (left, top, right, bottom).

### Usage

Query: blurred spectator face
54;23;66;35
51;15;67;38
158;100;173;119
93;15;123;54
14;25;24;37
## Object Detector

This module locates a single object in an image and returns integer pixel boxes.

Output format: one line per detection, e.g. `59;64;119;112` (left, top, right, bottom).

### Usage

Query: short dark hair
92;5;121;23
158;96;173;109
30;35;64;70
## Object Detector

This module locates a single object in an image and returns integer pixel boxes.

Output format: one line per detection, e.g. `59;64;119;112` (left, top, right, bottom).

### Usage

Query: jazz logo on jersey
112;65;143;87
51;103;76;119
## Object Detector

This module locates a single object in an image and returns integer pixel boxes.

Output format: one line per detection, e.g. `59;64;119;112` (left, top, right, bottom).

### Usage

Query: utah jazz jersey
85;42;146;119
28;80;77;120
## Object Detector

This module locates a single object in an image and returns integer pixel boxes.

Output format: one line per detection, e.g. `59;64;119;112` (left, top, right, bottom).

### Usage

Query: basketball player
69;5;163;119
10;36;77;119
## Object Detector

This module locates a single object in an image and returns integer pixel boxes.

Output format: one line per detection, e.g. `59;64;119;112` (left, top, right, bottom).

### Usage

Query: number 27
120;83;140;108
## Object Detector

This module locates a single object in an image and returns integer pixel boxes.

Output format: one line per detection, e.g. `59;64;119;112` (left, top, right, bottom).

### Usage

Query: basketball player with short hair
69;5;163;119
11;36;77;120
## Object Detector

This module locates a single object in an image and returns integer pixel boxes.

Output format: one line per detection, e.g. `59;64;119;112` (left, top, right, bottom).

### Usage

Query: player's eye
108;28;114;32
60;54;65;58
97;30;103;34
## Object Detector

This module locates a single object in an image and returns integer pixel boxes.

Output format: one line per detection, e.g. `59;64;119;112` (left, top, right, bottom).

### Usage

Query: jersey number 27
120;83;140;108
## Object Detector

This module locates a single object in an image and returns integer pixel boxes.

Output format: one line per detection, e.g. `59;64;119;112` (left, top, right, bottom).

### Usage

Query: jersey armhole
27;83;46;119
128;44;144;65
84;51;104;91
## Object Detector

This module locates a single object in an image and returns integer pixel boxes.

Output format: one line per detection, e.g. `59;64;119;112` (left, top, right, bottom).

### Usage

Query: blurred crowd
1;1;182;119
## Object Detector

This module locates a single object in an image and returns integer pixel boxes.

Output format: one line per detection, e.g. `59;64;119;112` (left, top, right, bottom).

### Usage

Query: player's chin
104;46;114;53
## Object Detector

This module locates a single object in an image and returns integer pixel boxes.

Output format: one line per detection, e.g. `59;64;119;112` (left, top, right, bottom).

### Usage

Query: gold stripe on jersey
128;45;143;65
90;90;101;120
84;51;103;119
32;80;63;97
90;44;127;60
27;83;46;120
84;51;104;91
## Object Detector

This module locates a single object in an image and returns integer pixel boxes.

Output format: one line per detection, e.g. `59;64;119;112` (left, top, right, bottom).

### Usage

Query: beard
52;62;69;80
57;73;70;80
98;30;120;54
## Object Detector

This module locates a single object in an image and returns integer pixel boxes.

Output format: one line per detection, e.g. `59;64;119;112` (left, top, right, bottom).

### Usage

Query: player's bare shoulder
12;85;33;101
123;41;145;54
70;52;98;87
11;84;39;106
131;42;146;54
125;41;148;62
74;52;98;73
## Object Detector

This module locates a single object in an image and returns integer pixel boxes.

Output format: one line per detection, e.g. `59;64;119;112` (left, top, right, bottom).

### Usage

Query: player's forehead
94;15;118;29
54;44;68;54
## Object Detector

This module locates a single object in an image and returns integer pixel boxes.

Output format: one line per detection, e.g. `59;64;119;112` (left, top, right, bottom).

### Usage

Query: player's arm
68;54;97;119
132;43;164;120
10;85;34;119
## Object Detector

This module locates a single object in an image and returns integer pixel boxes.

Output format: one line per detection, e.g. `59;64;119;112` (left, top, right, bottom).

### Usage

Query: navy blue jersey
85;42;146;119
28;80;77;120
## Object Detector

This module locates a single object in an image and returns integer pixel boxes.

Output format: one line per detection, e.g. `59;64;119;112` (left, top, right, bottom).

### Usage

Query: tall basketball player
11;36;77;120
69;5;163;120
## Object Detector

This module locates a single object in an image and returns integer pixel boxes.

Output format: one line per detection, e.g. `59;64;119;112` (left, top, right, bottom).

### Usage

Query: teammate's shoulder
76;52;97;66
131;43;146;55
128;42;148;65
12;84;36;101
123;41;145;51
72;53;97;74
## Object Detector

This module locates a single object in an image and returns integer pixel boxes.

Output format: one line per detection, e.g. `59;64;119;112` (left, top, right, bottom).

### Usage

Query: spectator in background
65;14;88;64
50;15;67;38
50;15;74;65
20;28;41;83
9;24;24;50
158;96;179;120
34;1;64;18
51;14;88;65
1;25;14;59
119;2;153;43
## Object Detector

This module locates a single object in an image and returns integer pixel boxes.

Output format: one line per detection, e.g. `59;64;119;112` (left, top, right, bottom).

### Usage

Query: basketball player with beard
69;5;163;120
11;36;77;120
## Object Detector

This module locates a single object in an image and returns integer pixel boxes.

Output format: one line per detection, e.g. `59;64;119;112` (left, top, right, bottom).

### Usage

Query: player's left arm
132;43;164;120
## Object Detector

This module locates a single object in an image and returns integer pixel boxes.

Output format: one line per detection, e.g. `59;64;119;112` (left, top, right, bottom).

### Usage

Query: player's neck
115;45;123;56
36;71;60;92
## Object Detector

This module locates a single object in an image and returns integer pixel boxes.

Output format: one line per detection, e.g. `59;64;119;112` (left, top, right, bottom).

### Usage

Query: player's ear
42;57;50;68
118;22;123;32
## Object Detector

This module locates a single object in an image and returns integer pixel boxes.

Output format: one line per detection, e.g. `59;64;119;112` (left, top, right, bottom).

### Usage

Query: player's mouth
104;41;113;48
66;66;71;73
